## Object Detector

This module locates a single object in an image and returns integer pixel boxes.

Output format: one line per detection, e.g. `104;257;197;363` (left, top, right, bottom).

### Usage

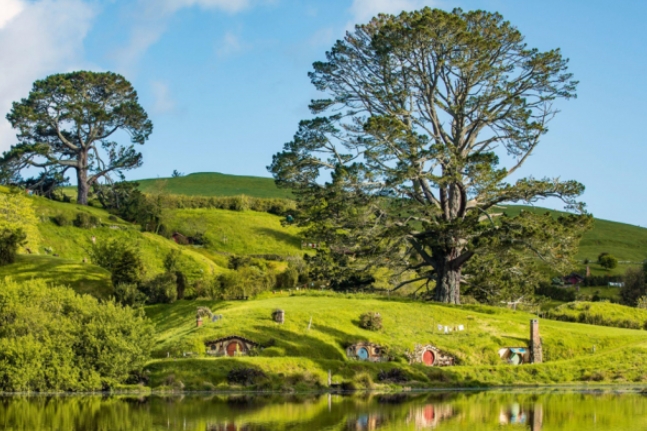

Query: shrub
90;240;143;287
377;368;409;382
215;266;275;300
52;213;72;226
73;212;99;228
352;372;375;390
535;283;576;302
620;267;646;306
598;252;618;270
0;228;26;266
226;368;266;386
275;267;299;289
141;272;178;304
0;279;154;391
359;312;383;331
113;283;146;307
637;296;647;310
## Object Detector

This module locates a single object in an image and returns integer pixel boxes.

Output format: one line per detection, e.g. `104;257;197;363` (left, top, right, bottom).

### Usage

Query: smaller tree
598;252;618;270
90;239;143;287
0;228;26;265
620;267;646;306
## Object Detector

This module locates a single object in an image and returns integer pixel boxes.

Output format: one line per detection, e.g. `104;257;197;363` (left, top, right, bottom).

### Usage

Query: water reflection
408;404;455;429
1;390;646;430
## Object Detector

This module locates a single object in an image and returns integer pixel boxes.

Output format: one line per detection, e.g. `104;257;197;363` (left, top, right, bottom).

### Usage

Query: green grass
547;301;647;329
164;208;303;256
136;172;293;199
25;195;230;288
0;192;304;299
0;255;113;299
143;292;647;390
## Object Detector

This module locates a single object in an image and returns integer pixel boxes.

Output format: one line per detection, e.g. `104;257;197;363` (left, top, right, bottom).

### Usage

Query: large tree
269;8;588;304
2;71;153;205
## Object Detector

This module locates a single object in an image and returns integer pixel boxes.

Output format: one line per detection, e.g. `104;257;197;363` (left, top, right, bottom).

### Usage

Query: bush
621;267;646;306
113;283;146;307
214;266;275;300
377;368;409;382
0;279;153;391
598;252;618;270
275;267;299;289
141;272;178;304
52;213;72;227
359;312;383;331
90;240;143;287
73;212;99;228
0;228;26;266
226;368;266;386
535;283;576;302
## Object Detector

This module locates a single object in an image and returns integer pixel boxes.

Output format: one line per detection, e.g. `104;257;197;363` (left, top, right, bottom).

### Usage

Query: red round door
423;350;435;366
226;341;243;357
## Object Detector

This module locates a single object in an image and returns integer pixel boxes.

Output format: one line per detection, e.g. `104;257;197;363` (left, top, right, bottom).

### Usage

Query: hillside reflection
0;390;646;430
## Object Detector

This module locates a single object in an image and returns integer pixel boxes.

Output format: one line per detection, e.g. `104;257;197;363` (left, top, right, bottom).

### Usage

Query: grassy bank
143;292;647;390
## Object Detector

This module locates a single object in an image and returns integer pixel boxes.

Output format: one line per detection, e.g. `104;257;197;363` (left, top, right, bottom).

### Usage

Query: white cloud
349;0;438;27
0;0;24;29
0;0;97;152
150;81;176;114
114;0;254;74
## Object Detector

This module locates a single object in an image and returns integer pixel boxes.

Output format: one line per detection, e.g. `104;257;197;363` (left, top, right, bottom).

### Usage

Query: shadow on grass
0;255;112;298
245;325;347;360
252;227;301;249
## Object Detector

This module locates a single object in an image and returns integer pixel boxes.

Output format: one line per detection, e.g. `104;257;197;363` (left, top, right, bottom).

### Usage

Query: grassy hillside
136;172;292;199
0;191;304;299
144;292;647;390
547;301;647;329
131;173;647;275
164;208;303;256
0;255;112;298
503;205;647;275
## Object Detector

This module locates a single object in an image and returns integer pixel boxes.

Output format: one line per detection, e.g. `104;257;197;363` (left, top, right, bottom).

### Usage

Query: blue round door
357;347;369;360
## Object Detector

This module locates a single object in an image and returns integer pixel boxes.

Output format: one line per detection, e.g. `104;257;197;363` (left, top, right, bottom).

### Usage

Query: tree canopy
1;71;153;205
269;8;589;304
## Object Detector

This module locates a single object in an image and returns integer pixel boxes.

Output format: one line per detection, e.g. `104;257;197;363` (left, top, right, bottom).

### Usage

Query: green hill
1;192;302;301
503;205;647;275
144;292;647;390
136;172;292;199
131;172;647;274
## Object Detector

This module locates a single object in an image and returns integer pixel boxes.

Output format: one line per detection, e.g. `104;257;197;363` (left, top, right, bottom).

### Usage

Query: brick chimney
530;319;542;364
196;316;203;328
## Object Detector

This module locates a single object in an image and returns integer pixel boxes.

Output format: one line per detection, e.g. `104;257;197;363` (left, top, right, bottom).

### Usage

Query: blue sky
0;0;645;225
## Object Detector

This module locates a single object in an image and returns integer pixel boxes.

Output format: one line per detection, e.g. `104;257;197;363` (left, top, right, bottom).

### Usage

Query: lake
1;389;646;430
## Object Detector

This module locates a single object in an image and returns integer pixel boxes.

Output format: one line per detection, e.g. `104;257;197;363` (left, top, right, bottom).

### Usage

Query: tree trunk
434;256;461;304
76;153;89;205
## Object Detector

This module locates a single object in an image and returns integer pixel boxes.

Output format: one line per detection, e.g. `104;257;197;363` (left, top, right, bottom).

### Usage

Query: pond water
1;389;647;430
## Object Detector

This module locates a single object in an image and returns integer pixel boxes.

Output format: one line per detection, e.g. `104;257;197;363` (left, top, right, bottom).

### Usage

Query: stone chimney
530;319;542;364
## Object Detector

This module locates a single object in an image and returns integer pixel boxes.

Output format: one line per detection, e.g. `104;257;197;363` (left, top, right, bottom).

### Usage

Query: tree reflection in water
0;391;645;430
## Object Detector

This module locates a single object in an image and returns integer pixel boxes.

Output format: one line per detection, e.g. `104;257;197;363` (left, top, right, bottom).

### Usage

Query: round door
509;353;521;365
423;349;435;366
357;347;369;360
226;341;243;357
